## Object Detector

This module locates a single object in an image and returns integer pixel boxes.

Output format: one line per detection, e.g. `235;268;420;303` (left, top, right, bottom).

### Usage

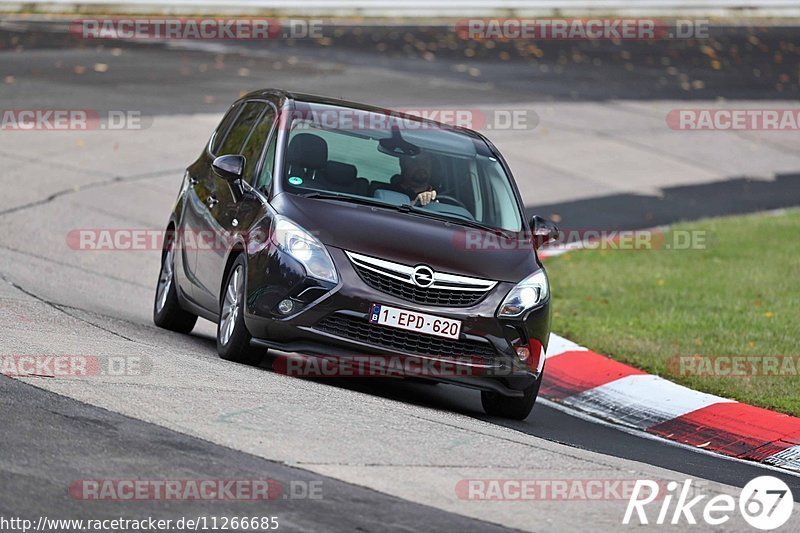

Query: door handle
206;195;218;207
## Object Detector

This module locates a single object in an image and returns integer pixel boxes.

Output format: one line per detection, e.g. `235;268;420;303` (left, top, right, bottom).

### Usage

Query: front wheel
481;373;542;420
216;255;263;366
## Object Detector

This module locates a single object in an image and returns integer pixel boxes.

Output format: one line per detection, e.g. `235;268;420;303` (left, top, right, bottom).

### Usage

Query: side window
256;131;278;193
210;103;243;155
217;102;265;156
241;106;277;184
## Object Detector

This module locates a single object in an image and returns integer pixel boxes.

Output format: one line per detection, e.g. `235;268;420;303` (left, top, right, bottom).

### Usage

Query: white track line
560;374;734;429
546;333;588;358
539;398;800;480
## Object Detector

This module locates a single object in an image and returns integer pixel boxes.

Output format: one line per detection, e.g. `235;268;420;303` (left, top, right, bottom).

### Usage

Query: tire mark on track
1;273;139;343
0;243;151;290
0;149;119;179
0;167;185;217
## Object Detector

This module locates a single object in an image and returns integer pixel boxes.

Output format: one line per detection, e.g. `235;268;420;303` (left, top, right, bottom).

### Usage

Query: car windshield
282;102;523;232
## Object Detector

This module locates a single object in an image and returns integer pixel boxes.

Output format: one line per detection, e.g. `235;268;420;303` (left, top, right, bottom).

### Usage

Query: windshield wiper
301;192;515;238
300;191;400;210
399;203;515;239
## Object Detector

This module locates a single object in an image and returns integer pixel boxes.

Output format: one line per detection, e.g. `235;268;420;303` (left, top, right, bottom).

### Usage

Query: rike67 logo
624;476;794;530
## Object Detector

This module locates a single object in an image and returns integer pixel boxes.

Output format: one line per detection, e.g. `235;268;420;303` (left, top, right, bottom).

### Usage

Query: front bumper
243;245;551;396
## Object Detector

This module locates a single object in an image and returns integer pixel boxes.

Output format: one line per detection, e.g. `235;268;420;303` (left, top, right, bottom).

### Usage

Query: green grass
547;209;800;416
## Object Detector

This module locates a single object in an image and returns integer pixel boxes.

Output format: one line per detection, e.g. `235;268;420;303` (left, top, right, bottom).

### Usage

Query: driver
397;153;438;206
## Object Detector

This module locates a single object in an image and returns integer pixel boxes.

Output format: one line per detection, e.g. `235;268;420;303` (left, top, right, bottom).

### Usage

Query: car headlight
271;216;338;283
497;270;549;318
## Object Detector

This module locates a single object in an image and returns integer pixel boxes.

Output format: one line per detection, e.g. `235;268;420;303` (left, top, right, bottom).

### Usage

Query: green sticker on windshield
288;176;303;186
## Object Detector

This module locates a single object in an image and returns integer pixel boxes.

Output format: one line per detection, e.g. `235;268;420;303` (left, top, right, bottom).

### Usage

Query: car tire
481;372;542;420
153;234;198;334
216;254;263;366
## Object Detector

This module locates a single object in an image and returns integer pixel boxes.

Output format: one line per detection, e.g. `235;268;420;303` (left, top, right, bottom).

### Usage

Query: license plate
369;304;462;340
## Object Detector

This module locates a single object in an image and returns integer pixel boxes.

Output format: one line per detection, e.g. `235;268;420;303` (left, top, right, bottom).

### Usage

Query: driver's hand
413;190;437;206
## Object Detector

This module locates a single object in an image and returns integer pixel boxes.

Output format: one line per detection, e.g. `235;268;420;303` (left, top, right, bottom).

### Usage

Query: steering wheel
434;194;469;211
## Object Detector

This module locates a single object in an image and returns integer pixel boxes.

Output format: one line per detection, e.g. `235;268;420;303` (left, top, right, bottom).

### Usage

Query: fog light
515;346;530;362
278;299;294;315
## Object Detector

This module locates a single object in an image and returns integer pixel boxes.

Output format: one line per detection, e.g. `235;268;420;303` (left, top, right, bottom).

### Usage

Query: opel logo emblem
412;265;435;288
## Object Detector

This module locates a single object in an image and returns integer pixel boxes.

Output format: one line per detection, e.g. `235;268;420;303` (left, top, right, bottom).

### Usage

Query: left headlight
271;216;338;284
497;269;549;318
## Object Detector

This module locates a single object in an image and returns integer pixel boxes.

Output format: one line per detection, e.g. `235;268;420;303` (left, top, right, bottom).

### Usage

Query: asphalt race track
1;20;799;531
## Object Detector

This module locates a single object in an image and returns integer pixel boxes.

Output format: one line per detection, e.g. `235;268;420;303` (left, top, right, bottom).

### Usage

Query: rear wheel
481;373;542;420
216;255;263;366
153;235;197;333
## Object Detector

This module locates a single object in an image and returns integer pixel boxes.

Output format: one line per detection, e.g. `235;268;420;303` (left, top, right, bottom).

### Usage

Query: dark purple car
154;89;557;419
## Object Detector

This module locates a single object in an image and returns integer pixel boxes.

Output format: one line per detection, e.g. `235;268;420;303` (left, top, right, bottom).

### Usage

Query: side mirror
212;155;245;183
530;215;559;249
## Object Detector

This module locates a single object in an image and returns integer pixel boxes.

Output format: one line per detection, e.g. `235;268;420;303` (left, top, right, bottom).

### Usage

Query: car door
180;102;243;303
192;100;267;312
234;103;281;254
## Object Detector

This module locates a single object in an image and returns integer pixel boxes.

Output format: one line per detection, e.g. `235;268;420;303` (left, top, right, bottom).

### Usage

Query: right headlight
271;216;338;284
497;269;549;318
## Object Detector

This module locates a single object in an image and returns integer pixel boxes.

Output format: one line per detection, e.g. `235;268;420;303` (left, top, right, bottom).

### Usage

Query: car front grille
315;313;497;360
345;251;496;307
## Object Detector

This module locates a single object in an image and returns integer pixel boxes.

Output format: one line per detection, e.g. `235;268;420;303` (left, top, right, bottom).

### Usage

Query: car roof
238;88;483;139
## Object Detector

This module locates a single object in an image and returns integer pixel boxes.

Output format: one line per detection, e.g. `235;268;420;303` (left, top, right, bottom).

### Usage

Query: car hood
271;193;539;283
